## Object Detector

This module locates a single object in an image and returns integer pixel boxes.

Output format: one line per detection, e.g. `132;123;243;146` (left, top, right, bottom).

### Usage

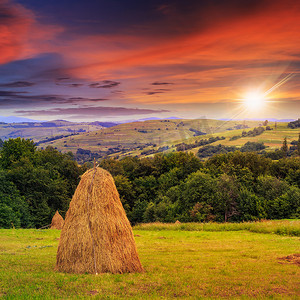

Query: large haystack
50;211;64;229
55;167;143;274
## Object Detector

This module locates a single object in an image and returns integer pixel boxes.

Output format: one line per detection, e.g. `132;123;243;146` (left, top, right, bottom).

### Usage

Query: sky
0;0;299;122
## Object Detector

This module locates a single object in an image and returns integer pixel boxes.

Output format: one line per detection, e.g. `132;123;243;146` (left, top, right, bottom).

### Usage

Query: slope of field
47;119;261;156
2;118;298;159
0;221;299;299
0;120;107;141
45;119;300;159
188;122;299;156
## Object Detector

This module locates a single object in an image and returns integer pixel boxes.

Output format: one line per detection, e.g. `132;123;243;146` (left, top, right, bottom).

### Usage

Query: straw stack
50;211;64;229
55;167;143;274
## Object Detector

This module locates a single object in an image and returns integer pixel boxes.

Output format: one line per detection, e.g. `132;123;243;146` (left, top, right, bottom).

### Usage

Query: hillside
39;119;300;160
0;120;115;141
2;118;298;161
44;119;267;158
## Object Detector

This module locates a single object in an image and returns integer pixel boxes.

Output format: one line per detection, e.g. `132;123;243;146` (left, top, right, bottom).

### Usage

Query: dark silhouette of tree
297;133;300;156
281;137;288;157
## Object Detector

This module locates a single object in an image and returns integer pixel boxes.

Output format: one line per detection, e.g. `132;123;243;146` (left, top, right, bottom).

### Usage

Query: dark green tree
0;138;36;169
281;137;288;157
297;133;300;156
180;171;217;220
237;188;266;221
114;174;136;212
143;202;156;222
0;171;31;228
216;174;239;222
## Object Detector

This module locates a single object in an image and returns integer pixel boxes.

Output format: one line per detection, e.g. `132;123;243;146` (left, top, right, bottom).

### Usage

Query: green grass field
1;220;299;299
45;119;299;159
2;118;298;159
0;121;104;142
45;119;297;157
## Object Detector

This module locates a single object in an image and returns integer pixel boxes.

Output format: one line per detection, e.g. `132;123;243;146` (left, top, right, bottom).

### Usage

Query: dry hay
50;211;64;229
55;167;143;274
278;253;300;266
175;220;181;224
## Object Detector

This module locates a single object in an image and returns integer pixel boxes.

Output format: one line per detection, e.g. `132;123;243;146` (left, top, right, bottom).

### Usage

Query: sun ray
263;73;295;97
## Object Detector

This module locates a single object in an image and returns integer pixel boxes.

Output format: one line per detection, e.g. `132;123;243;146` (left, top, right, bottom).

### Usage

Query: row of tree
0;138;299;228
100;151;300;224
0;138;85;228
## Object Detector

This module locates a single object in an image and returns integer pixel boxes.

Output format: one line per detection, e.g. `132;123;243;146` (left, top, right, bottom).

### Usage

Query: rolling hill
1;118;298;161
41;119;299;158
0;120;116;141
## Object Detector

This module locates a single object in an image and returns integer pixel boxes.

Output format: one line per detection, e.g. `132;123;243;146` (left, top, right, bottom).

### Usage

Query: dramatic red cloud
61;1;298;65
0;0;62;64
0;0;33;64
1;0;299;120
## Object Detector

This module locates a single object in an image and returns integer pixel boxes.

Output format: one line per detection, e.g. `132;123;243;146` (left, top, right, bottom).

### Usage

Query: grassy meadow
0;220;299;299
45;119;299;159
0;121;104;142
2;118;298;159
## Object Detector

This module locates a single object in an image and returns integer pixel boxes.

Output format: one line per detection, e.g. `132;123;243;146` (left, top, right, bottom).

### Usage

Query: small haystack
55;167;143;274
175;220;181;224
50;211;64;229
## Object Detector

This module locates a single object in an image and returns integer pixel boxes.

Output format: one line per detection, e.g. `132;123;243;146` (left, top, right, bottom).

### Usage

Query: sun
243;90;265;110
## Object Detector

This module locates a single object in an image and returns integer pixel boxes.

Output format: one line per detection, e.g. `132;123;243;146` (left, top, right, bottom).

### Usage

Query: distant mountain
0;116;44;123
137;116;180;121
89;121;118;128
218;118;295;122
119;116;181;123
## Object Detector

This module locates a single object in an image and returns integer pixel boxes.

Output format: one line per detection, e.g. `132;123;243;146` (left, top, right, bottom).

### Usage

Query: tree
216;174;239;222
240;141;265;152
34;146;82;200
143;202;156;222
180;171;217;219
0;171;31;228
237;188;266;221
255;176;290;219
190;202;215;222
0;138;36;169
281;137;288;157
133;175;158;203
114;174;136;212
99;158;124;177
287;119;300;129
1;140;84;227
158;167;183;193
297;133;300;156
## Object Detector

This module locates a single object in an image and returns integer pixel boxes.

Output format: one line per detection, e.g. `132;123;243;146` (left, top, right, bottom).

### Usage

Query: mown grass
134;219;300;237
0;223;299;299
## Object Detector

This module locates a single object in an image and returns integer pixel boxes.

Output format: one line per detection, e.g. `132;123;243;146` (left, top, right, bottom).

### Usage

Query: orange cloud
0;0;63;65
58;0;299;79
1;0;299;120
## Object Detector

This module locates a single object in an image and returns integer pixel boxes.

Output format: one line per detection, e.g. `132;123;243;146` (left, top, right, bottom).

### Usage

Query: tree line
0;138;85;228
100;151;300;224
0;137;299;228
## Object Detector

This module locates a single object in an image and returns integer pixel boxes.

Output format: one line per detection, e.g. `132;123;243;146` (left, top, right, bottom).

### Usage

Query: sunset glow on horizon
0;0;299;121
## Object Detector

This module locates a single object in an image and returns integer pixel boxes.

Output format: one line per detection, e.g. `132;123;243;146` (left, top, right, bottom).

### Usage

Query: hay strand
55;167;143;274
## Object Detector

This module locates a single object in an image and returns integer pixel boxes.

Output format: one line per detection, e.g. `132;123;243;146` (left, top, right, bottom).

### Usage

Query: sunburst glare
243;90;266;110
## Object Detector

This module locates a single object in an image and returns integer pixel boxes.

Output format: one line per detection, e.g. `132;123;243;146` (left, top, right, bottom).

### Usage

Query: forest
0;137;299;228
